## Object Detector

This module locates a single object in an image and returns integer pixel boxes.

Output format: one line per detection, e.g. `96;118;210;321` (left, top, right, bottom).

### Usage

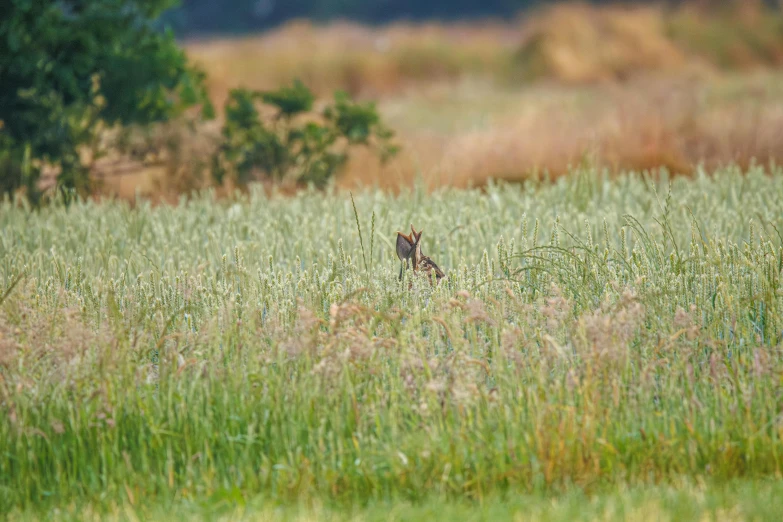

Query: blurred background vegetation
163;0;782;35
2;0;783;202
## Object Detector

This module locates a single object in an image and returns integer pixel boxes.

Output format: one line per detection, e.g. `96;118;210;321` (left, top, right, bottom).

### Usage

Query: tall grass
1;166;783;516
8;481;783;520
98;71;783;200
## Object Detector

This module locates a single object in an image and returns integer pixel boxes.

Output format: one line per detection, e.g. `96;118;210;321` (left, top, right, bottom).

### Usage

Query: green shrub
212;81;398;189
0;0;213;202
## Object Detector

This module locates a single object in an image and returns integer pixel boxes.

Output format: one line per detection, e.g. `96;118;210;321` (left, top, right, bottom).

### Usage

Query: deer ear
396;232;414;261
410;225;422;244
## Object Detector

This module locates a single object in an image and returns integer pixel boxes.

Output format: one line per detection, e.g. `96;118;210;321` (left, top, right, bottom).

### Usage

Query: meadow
94;2;783;201
2;166;783;519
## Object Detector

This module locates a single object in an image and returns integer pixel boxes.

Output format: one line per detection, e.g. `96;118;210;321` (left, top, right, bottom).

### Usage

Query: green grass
7;480;783;521
2;165;783;518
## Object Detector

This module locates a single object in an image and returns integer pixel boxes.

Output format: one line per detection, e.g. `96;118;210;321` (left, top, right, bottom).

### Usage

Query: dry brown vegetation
514;1;783;83
186;20;519;103
186;1;783;99
95;1;783;200
354;72;783;191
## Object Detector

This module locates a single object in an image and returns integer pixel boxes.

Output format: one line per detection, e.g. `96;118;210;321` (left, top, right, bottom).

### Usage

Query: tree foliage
212;81;398;189
0;0;212;201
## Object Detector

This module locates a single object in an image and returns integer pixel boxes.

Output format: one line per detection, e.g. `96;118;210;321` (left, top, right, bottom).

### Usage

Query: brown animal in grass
396;224;445;284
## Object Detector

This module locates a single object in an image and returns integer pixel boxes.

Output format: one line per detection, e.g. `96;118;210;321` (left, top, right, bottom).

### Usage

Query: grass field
91;2;783;201
96;70;783;201
2;166;783;519
185;2;783;101
7;481;783;520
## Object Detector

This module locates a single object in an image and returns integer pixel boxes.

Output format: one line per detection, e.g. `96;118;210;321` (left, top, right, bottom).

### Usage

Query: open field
7;481;783;521
92;2;783;200
3;167;783;518
96;71;783;200
185;2;783;101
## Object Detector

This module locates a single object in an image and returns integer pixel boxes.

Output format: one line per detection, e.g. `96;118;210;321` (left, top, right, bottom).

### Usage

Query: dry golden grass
514;3;690;83
93;2;783;200
668;1;783;70
186;19;518;104
345;77;779;191
514;1;783;84
97;71;783;201
185;2;783;101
